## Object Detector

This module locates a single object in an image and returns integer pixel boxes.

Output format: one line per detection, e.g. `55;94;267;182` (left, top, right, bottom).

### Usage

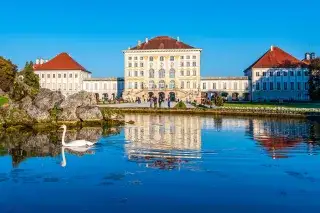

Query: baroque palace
33;35;315;102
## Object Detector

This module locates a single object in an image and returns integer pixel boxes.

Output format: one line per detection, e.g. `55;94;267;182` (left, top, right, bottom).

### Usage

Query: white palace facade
34;36;313;102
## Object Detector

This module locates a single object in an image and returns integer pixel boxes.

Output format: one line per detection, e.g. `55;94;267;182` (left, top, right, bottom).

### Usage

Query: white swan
61;146;94;167
60;125;95;147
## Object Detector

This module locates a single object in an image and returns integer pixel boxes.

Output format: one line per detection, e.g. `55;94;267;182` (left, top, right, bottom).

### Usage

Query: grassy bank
0;96;8;107
224;102;320;109
103;107;320;118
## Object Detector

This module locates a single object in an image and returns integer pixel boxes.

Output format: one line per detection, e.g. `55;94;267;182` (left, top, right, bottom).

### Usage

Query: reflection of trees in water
213;117;223;131
0;126;119;168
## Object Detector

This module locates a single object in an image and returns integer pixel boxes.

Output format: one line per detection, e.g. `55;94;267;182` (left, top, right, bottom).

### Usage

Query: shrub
0;56;17;93
174;101;187;109
215;96;224;106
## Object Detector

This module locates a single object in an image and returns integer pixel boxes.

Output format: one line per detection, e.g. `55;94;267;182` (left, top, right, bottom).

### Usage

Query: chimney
305;53;311;61
177;36;180;42
145;38;148;43
270;45;274;51
138;40;141;46
35;58;40;64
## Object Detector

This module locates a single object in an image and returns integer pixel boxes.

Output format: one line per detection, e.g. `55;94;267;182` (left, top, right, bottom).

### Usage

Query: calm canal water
0;114;320;213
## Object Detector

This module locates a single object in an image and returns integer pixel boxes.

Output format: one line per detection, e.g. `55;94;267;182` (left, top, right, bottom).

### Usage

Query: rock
4;107;33;126
0;111;5;127
58;107;79;121
77;127;102;141
20;96;51;123
76;106;103;121
60;91;97;109
34;88;65;111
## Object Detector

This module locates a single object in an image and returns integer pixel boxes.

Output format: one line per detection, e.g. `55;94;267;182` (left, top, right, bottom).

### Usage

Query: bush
215;96;224;106
0;56;17;93
174;101;187;109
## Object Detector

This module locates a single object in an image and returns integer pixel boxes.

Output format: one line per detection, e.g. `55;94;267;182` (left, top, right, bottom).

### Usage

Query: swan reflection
61;146;95;168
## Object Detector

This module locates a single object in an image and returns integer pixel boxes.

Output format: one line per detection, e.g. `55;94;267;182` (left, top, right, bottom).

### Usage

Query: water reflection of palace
124;114;201;160
248;118;315;158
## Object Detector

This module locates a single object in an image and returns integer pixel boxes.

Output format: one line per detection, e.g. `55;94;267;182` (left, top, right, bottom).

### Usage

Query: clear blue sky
1;0;319;77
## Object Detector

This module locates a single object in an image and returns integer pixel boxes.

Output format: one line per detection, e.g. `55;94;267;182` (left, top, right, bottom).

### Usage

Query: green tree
23;61;40;90
215;96;224;106
0;56;17;92
309;58;320;100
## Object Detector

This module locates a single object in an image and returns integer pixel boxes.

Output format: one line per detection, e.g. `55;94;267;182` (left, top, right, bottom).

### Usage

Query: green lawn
224;102;320;109
0;96;8;107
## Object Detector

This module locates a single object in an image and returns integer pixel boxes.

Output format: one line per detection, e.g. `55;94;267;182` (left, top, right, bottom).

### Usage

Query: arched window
149;80;155;89
149;69;154;78
169;69;175;78
181;81;184;89
169;80;175;89
159;80;165;89
187;81;190;89
159;69;165;78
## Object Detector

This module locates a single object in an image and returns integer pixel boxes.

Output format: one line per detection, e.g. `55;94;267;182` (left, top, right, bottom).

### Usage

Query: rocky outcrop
4;107;33;126
20;96;51;123
34;88;65;111
76;106;103;121
58;91;101;122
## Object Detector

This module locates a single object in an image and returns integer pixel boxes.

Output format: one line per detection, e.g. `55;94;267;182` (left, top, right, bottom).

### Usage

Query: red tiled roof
130;36;195;50
34;52;91;73
245;46;308;71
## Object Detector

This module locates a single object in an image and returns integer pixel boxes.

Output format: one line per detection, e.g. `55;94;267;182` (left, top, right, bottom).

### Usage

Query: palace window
193;81;197;89
169;69;175;78
140;71;144;76
192;62;196;67
223;82;227;89
297;82;301;90
64;74;67;78
75;74;78;78
213;83;216;89
170;56;174;61
234;82;237;90
169;80;175;89
192;55;196;59
134;57;137;60
262;72;266;76
186;56;190;59
270;72;273;77
290;71;294;76
290;82;294;90
140;62;144;67
304;71;309;76
128;57;132;60
134;71;138;77
128;71;131;77
187;70;190;76
284;71;288;76
181;81;185;89
149;69;155;78
129;63;132;67
69;73;72;78
134;82;138;89
256;82;260;90
284;82;287;90
193;70;196;76
149;80;155;89
305;82;308;90
47;74;50;78
69;83;73;90
159;69;165;78
263;82;266;90
187;81;190;89
180;56;184;59
270;82;273;90
297;71;301;76
256;72;260;77
180;70;184;76
277;71;281;76
159;80;165;89
160;56;164;61
202;82;206;90
149;57;153;61
134;63;138;67
186;62;190;67
277;82;281;90
53;74;55;78
181;62;184;67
